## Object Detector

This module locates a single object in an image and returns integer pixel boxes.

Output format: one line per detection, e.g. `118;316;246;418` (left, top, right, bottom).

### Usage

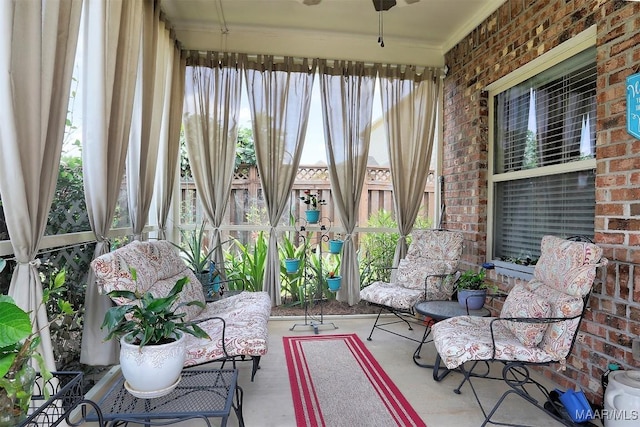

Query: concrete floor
81;314;568;427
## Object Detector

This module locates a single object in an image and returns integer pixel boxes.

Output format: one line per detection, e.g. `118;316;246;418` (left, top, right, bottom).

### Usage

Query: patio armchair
360;229;464;341
431;235;608;427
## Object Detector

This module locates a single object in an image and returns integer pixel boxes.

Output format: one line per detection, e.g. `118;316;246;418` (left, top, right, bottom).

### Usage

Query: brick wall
443;0;640;405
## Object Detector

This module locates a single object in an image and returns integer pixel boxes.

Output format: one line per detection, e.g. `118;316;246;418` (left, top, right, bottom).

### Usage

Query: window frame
486;26;597;267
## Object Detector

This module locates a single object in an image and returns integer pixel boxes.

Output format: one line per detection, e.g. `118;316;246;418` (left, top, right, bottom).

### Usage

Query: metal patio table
83;368;244;427
413;300;491;381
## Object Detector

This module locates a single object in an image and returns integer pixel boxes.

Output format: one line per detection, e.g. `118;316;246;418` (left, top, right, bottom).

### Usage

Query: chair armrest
487;315;582;359
193;316;230;359
423;271;460;301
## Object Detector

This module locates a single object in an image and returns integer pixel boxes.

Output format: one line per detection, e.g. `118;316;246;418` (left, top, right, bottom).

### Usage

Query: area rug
283;333;426;427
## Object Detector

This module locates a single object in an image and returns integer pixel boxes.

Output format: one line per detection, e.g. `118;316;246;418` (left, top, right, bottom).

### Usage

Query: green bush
224;231;268;292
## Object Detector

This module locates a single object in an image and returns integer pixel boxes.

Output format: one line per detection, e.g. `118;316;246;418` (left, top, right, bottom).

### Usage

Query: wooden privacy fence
180;165;435;230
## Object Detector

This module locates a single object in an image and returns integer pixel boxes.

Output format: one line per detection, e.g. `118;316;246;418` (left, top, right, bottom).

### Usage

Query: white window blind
492;47;596;261
494;171;595;259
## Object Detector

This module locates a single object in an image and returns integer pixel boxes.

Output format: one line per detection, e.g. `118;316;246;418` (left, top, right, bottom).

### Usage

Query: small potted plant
455;269;496;310
326;270;341;292
0;264;73;426
300;190;326;224
284;258;301;274
101;269;210;398
329;234;344;254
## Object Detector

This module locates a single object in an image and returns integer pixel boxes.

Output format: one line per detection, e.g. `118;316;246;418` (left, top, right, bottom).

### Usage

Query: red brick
443;0;640;398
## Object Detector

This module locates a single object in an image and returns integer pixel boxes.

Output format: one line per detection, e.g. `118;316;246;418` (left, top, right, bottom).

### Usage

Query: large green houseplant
0;262;72;426
101;268;210;397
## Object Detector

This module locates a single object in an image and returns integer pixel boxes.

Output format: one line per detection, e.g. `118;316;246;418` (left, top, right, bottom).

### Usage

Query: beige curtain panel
80;0;143;366
244;55;317;306
156;41;185;241
127;0;164;241
378;65;443;266
183;52;243;271
0;0;82;371
319;60;377;306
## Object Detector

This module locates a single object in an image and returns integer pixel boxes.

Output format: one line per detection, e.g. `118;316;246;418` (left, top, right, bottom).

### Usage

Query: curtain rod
185;50;445;74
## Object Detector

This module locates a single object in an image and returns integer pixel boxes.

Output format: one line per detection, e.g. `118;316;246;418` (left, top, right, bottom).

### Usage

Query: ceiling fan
297;0;421;47
372;0;420;11
298;0;420;11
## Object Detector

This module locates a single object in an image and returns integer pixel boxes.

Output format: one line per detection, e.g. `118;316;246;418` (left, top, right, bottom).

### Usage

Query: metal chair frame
365;272;452;342
451;295;591;427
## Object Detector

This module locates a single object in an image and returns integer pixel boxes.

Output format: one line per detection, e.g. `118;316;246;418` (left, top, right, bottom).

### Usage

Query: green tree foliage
235;126;256;167
46;156;90;235
180;125;256;179
523;130;538;169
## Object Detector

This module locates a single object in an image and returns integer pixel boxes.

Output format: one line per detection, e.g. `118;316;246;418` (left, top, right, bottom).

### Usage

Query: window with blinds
491;46;596;262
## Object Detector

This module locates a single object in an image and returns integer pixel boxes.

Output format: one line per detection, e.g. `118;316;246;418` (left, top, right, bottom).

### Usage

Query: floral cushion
432;316;557;370
406;229;464;261
534;235;604;296
396;259;456;295
91;240;206;321
360;230;463;309
184;291;272;364
432;236;607;370
526;279;585;359
91;240;272;362
359;281;423;310
500;284;551;347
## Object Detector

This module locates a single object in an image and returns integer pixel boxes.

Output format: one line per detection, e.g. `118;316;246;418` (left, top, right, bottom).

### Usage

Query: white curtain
156;42;185;240
244;55;317;306
127;0;165;241
0;0;82;371
318;60;376;306
182;52;243;271
80;0;143;365
378;65;443;265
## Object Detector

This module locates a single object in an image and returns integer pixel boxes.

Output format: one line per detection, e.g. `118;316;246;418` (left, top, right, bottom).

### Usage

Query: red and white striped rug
283;333;426;427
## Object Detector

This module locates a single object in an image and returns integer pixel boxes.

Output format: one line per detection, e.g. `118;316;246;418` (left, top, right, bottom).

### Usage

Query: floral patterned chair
91;240;272;381
360;229;464;341
431;235;608;427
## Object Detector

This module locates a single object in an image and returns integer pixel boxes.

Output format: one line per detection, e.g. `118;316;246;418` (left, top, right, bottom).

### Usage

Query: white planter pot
119;332;186;398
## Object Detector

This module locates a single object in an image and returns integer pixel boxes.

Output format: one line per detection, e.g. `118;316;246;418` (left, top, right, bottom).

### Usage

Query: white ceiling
159;0;506;66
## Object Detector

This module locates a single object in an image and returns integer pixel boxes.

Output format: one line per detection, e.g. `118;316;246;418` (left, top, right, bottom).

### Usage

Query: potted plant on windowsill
0;264;73;426
455;269;496;310
300;190;326;224
101;269;210;398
